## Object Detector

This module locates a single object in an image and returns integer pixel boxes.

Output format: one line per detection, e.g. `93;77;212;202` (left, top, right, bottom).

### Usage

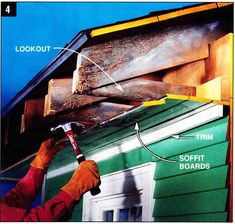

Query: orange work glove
31;138;65;171
61;160;101;200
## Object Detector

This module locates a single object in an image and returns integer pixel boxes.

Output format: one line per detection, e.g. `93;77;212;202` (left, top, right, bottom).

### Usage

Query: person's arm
3;139;64;209
22;191;75;221
23;160;100;221
0;191;75;222
4;167;44;209
1;160;100;222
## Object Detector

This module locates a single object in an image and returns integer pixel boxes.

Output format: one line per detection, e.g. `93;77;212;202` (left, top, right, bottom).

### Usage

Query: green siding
47;172;72;193
78;99;191;146
151;118;229;221
154;142;228;179
98;146;152;175
80;100;208;153
154;212;228;222
98;118;228;175
154;166;228;198
69;199;83;221
153;189;228;216
148;117;228;160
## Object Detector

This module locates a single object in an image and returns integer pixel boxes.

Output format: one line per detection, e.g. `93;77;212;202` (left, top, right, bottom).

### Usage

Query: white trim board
47;103;224;179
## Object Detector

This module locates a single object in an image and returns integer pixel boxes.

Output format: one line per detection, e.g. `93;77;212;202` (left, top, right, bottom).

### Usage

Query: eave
1;2;233;172
1;2;232;117
1;95;229;179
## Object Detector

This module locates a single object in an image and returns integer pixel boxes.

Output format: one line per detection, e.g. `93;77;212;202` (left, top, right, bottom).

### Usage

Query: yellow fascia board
166;94;190;101
213;100;230;106
166;94;230;106
91;16;158;37
91;3;232;37
143;99;165;107
158;3;217;21
217;2;233;8
229;33;233;97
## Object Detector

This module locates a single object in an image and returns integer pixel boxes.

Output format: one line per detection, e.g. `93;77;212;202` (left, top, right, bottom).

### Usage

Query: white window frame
82;162;156;221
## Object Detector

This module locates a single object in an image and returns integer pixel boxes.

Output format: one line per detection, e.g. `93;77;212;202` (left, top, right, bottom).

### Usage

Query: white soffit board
47;103;224;178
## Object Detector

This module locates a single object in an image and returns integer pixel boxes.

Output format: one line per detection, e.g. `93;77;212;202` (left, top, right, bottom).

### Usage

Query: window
83;163;155;221
103;206;142;222
103;210;114;222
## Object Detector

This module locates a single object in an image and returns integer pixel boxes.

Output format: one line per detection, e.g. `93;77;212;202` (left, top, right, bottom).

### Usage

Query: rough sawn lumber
73;21;228;93
44;78;106;116
46;102;134;127
91;78;196;101
21;98;46;134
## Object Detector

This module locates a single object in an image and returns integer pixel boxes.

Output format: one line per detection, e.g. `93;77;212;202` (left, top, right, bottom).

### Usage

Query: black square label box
1;2;17;17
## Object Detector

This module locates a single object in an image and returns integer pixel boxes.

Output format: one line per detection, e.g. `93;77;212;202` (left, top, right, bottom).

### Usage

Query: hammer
51;121;101;196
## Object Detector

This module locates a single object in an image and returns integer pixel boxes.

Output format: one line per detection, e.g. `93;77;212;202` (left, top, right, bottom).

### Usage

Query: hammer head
51;121;85;133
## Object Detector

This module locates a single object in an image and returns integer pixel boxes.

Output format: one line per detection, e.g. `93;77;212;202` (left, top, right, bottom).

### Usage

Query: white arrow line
172;134;195;140
135;123;177;163
53;47;124;92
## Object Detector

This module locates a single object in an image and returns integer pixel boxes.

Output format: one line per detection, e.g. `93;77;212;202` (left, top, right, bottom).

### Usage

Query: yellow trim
166;94;190;101
230;33;233;98
217;2;233;8
213;100;230;106
91;17;158;37
143;95;230;107
166;94;230;105
158;3;216;21
143;99;165;107
90;3;232;37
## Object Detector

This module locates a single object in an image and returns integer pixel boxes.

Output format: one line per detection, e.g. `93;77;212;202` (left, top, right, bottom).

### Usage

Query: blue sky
1;2;198;108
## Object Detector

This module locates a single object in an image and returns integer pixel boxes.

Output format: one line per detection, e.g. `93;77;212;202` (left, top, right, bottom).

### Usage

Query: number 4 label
5;5;10;14
1;2;16;17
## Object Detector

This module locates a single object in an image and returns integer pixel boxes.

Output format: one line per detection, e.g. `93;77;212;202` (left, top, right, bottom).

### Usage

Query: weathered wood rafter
44;78;106;116
73;21;228;93
91;78;196;101
46;102;134;127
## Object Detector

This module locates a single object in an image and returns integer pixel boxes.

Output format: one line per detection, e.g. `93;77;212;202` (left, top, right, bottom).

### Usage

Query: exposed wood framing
91;78;196;101
44;78;106;116
46;102;133;127
205;33;232;80
73;21;229;93
21;98;46;134
162;60;206;87
196;76;222;100
205;33;233;101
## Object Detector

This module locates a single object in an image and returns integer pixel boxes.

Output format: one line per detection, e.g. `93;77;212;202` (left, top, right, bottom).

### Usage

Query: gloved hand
31;138;65;171
61;160;101;200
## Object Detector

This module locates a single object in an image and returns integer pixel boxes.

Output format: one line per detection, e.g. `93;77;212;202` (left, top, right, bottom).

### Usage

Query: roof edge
90;2;232;37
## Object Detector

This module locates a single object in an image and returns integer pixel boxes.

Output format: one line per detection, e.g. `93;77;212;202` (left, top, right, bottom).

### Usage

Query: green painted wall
46;116;229;221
